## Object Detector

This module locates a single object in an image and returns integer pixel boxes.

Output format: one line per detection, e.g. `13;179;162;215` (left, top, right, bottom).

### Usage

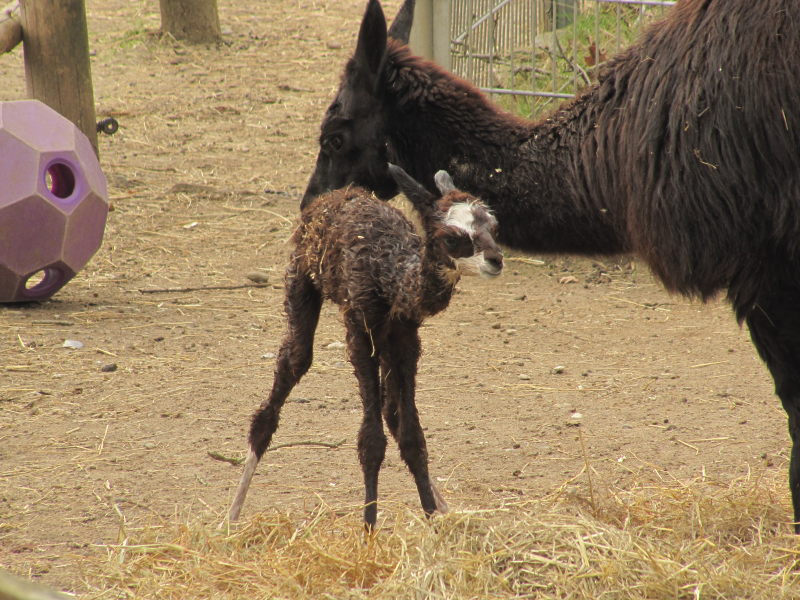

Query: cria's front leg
382;320;444;517
382;384;449;515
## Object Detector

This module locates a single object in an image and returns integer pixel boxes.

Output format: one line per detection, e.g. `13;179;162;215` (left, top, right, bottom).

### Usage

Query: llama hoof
363;521;379;538
431;483;449;514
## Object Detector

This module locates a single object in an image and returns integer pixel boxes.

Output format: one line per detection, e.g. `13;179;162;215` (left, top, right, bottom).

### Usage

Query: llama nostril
486;255;503;272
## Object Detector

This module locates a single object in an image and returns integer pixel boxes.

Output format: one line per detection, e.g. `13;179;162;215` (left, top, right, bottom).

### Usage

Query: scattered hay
84;475;800;599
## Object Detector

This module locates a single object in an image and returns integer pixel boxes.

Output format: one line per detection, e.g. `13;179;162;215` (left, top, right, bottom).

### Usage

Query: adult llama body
303;0;800;531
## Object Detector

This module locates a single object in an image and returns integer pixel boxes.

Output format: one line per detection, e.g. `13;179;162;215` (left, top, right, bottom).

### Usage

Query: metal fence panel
449;0;676;116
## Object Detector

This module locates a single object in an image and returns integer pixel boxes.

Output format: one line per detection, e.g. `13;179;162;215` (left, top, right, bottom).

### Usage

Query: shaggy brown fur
302;0;800;531
228;166;502;528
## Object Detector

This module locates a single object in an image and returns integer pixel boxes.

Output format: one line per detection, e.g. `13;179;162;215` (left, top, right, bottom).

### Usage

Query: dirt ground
0;0;791;594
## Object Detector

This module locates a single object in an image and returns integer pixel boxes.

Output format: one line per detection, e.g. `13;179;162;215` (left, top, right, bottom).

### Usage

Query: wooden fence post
19;0;98;154
159;0;221;43
0;1;21;53
409;0;451;70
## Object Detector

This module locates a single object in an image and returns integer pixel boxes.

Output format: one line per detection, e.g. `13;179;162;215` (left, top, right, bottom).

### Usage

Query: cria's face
442;202;503;278
444;203;478;235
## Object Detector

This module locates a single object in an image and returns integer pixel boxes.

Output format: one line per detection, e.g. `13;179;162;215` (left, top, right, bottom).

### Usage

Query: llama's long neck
391;218;458;320
413;263;457;318
384;44;631;256
419;226;460;318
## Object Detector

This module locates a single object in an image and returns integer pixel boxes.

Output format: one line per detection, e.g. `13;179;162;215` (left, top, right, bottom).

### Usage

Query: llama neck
384;45;631;256
417;239;459;318
390;224;458;320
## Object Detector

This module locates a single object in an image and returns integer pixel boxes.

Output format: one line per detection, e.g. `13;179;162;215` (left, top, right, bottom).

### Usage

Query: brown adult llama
302;0;800;531
229;165;503;529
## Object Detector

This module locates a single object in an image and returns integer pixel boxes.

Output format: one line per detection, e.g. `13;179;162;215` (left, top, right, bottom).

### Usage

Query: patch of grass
114;17;158;50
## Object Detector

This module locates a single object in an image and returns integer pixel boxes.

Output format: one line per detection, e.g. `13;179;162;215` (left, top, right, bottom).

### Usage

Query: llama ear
354;0;389;80
388;163;435;203
434;170;457;195
387;0;415;44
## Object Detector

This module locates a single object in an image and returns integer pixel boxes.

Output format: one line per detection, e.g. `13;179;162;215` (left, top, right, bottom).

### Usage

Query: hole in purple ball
46;162;76;199
25;270;47;289
23;267;64;298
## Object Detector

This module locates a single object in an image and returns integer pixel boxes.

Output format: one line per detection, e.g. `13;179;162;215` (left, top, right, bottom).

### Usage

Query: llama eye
324;134;344;152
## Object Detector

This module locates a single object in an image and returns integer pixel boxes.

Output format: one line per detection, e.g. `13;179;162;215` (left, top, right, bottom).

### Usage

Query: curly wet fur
296;188;456;321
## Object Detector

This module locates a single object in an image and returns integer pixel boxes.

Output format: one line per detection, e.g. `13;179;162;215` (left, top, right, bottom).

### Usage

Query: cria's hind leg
228;272;322;522
347;313;386;531
745;284;800;533
381;320;444;518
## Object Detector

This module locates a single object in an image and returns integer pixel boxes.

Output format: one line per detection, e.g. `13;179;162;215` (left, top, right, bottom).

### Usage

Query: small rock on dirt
246;271;270;284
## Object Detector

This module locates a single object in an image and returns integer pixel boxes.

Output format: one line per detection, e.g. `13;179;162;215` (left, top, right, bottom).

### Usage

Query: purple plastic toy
0;100;109;302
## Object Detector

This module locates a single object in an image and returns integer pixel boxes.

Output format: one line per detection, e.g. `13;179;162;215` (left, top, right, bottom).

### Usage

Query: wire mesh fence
450;0;676;117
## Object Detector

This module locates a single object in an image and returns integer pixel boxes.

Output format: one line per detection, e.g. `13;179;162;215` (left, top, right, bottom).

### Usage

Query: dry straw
84;474;800;599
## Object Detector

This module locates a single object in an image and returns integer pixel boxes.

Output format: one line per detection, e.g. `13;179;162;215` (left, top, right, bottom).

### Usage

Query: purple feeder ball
0;100;109;302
